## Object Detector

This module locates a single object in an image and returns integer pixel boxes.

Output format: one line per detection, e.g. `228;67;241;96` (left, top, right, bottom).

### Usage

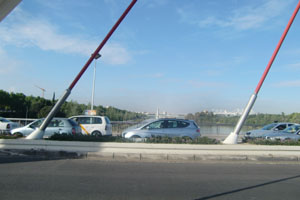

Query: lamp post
91;53;101;111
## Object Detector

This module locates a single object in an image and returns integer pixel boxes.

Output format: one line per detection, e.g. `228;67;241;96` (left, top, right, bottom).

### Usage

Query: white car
0;117;19;134
69;115;112;136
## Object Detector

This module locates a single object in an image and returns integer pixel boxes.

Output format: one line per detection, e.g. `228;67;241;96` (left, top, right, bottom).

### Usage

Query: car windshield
0;117;11;122
283;125;300;134
261;123;277;130
123;119;155;131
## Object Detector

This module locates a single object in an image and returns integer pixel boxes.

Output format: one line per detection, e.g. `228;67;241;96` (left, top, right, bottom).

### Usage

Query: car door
44;119;65;137
143;120;166;137
22;119;43;136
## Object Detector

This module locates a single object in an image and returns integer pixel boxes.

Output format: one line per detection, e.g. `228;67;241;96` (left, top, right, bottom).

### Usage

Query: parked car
122;118;200;139
11;118;81;137
69;115;112;136
263;124;300;139
244;122;295;139
265;124;300;141
0;117;19;134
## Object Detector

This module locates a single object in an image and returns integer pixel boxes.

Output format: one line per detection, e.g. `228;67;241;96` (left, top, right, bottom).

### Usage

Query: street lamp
91;53;101;111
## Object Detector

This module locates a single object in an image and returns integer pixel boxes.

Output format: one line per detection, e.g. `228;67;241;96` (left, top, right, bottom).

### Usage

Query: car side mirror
274;128;279;131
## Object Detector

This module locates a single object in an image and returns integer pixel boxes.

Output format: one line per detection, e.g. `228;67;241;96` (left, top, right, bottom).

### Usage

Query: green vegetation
48;134;219;144
0;134;23;139
0;89;145;121
186;111;300;126
246;138;300;146
145;136;219;144
48;134;127;142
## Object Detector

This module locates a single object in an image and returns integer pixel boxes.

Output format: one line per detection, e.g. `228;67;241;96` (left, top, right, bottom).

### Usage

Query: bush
246;138;300;146
0;134;23;139
48;133;128;142
145;136;220;144
48;134;220;144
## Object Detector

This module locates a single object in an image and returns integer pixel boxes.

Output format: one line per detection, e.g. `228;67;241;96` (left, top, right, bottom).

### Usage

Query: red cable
255;0;300;94
69;0;137;90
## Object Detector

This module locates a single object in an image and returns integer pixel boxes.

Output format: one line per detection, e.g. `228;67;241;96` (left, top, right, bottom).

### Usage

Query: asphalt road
1;158;300;200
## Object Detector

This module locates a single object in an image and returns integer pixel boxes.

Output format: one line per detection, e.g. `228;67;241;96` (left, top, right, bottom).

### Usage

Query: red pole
69;0;138;90
224;1;300;144
255;0;300;94
26;0;138;139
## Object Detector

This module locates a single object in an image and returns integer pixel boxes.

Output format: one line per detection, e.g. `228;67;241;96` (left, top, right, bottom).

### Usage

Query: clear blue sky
1;0;300;114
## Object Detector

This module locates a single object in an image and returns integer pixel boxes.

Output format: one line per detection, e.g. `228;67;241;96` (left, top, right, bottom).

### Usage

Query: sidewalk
1;139;300;163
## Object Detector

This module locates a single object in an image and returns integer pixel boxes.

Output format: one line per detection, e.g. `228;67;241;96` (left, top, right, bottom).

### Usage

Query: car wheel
13;132;23;137
91;131;102;137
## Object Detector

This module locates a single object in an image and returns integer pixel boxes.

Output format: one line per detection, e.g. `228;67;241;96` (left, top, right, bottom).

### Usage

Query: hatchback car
11;118;81;137
69;115;112;136
244;122;295;139
0;117;19;134
122;118;200;139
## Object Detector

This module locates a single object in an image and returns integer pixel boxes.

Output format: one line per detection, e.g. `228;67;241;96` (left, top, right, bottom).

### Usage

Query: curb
1;139;300;163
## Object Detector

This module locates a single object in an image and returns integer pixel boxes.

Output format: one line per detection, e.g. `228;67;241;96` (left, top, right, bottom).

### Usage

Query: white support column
223;93;257;144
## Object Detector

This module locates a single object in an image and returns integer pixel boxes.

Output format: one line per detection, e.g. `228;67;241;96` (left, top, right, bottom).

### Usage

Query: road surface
0;158;300;199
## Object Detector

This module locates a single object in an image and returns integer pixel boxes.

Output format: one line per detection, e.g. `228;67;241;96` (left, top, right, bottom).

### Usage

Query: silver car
11;118;81;137
122;118;200;139
244;122;295;139
0;117;19;134
265;124;300;141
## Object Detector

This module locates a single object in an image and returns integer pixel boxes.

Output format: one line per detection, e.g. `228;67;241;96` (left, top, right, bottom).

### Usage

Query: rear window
177;121;189;128
68;119;78;126
105;117;111;124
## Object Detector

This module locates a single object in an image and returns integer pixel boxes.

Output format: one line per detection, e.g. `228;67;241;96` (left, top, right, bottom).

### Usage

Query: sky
1;0;300;115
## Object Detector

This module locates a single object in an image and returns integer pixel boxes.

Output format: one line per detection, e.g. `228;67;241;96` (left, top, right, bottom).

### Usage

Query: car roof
69;115;106;118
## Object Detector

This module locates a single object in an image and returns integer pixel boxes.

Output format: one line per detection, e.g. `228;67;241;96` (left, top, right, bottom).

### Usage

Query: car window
284;125;300;133
166;120;178;128
177;121;189;128
262;123;277;130
49;120;64;127
93;117;102;124
78;117;92;124
105;117;111;124
31;120;42;128
144;120;165;129
276;124;286;130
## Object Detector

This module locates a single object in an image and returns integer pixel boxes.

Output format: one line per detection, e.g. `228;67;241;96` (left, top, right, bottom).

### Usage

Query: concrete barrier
1;139;300;162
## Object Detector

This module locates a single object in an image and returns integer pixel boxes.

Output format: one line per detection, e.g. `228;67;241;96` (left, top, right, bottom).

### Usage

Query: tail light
72;128;76;135
6;124;10;130
196;128;200;133
105;125;108;131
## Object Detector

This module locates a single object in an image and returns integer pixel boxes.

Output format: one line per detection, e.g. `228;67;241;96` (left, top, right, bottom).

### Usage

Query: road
1;158;300;200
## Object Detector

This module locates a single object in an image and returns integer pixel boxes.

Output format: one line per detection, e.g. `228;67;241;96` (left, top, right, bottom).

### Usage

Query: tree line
0;90;145;121
186;111;300;126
